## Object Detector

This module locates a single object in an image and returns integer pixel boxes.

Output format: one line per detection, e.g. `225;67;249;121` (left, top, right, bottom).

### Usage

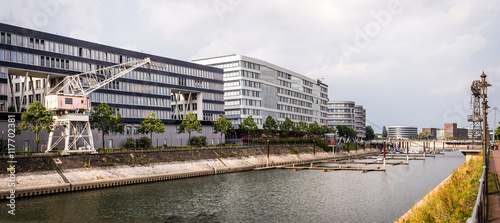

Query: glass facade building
326;101;366;138
193;54;329;128
0;23;224;150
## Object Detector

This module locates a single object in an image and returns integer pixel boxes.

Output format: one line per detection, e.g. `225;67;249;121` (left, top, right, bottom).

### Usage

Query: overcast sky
2;0;500;133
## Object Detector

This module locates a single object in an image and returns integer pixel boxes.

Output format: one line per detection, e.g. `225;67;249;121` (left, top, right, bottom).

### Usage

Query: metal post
313;139;316;160
383;141;386;170
267;139;270;167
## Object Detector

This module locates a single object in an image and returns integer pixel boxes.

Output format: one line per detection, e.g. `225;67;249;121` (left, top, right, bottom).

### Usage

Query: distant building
388;126;418;139
444;123;468;139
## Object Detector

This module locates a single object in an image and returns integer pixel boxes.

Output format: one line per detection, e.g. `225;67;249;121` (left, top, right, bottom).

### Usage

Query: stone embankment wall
0;145;379;199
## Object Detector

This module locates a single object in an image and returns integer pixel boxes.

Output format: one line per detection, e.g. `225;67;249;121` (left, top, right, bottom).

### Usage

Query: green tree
137;113;165;145
417;131;431;140
178;112;202;146
307;121;321;138
336;126;357;138
365;125;375;140
495;125;500;140
19;101;54;152
292;121;308;137
239;115;258;142
213;114;235;145
382;126;388;138
263;115;278;138
318;124;335;137
279;117;294;139
90;103;124;149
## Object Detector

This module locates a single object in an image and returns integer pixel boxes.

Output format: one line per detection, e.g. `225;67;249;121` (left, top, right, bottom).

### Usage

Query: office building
0;23;224;151
444;123;469;139
326;101;366;138
388;126;418;139
193;54;329;131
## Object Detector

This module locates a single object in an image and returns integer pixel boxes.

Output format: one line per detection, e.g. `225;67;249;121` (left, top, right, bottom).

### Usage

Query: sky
1;0;500;133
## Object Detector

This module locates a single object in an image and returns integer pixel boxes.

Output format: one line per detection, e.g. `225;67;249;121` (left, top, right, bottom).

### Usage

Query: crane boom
48;57;151;97
45;57;150;112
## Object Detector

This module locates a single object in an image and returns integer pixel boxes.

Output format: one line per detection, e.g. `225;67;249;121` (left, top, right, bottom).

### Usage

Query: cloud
1;0;500;131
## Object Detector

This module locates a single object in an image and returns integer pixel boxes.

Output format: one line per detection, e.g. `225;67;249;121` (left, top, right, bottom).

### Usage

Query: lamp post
479;72;491;166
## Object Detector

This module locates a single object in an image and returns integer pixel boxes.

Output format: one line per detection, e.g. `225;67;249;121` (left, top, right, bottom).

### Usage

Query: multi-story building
388;126;418;139
444;123;469;139
0;23;225;151
193;54;329;131
354;105;366;138
326;101;355;130
326;101;366;138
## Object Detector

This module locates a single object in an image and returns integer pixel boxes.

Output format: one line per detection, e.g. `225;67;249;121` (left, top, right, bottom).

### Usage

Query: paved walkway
488;150;500;222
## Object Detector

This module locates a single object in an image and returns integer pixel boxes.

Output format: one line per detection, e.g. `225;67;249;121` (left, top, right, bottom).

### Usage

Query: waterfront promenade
489;150;500;222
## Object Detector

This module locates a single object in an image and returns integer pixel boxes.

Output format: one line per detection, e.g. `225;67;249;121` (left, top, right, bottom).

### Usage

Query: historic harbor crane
45;58;151;155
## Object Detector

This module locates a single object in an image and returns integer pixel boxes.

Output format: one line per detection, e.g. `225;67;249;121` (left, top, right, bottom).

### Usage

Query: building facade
354;105;366;138
193;54;329;130
326;101;366;138
444;123;469;139
0;23;225;151
388;126;418;139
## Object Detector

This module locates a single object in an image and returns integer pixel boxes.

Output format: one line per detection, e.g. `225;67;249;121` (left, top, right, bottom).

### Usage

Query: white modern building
388;126;418;139
193;54;329;131
354;105;366;138
326;101;366;138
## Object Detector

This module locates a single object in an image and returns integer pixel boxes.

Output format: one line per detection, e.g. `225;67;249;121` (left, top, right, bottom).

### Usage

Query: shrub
138;137;152;148
123;137;136;148
190;136;207;147
289;147;299;154
315;139;329;152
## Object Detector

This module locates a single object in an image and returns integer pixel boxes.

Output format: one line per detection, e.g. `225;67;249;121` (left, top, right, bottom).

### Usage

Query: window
65;97;73;104
15;83;20;92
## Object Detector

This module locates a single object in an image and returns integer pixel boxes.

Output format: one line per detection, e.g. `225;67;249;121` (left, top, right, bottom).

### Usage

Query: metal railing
466;166;487;223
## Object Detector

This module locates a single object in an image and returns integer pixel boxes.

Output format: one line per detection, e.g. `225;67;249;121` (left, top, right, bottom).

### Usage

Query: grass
397;155;483;223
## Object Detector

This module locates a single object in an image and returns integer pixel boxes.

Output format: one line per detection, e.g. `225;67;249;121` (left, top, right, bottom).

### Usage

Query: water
3;151;465;222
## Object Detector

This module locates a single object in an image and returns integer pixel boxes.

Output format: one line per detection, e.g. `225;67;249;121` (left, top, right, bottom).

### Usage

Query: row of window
328;103;355;107
119;108;169;119
277;71;291;80
0;31;222;81
278;96;313;108
224;89;261;98
171;103;198;112
277;104;313;115
277;87;316;102
279;80;291;88
223;70;261;80
225;108;261;116
102;81;169;96
91;92;170;108
328;109;354;113
203;103;223;112
0;49;223;92
279;113;313;122
224;99;262;107
202;92;224;101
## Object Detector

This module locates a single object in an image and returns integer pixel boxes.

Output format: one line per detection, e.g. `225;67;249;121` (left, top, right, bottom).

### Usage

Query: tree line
11;102;378;151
